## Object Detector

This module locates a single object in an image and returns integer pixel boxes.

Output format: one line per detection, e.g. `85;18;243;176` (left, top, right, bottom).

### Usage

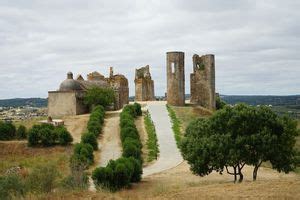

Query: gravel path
98;111;122;167
89;111;122;191
143;101;183;177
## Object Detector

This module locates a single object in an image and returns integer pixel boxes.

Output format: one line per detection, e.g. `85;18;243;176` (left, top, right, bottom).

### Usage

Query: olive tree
181;104;299;182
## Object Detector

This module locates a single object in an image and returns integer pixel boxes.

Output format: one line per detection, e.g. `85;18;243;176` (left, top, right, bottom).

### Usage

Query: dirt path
63;114;90;143
143;101;183;177
98;111;122;167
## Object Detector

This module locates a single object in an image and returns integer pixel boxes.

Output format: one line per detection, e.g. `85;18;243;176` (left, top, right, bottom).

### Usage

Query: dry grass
13;116;48;129
0;141;73;176
171;104;212;132
41;161;300;199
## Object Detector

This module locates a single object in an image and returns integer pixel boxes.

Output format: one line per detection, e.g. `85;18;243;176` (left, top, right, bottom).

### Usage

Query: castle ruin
134;65;155;101
190;54;216;110
166;52;185;106
48;67;129;117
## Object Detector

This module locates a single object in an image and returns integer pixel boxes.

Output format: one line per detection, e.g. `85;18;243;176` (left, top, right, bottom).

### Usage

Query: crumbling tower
166;51;185;106
135;65;155;101
190;54;216;110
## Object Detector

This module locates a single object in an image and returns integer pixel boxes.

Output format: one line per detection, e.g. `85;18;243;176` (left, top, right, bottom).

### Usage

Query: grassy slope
170;104;212;133
0;142;72;176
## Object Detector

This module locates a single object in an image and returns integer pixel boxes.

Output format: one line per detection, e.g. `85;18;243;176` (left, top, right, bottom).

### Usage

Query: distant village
0;106;47;121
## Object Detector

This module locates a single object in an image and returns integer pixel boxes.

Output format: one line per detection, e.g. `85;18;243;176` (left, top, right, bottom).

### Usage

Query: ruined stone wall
166;52;185;106
107;75;129;110
48;91;87;117
135;65;155;101
190;54;216;110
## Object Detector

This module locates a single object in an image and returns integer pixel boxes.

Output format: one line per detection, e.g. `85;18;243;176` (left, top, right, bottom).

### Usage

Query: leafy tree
84;86;115;109
16;125;27;140
181;104;299;182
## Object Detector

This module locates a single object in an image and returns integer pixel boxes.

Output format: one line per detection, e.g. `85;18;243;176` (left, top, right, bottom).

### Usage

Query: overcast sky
0;0;299;99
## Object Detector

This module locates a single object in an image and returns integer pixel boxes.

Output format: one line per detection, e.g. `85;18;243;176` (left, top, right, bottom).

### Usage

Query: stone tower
166;51;185;106
190;54;216;110
135;65;155;101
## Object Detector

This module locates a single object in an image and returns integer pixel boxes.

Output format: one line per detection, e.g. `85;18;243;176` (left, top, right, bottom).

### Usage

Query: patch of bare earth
63;114;90;143
94;111;122;168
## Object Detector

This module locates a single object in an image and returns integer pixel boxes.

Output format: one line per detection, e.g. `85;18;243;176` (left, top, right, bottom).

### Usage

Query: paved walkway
143;101;183;177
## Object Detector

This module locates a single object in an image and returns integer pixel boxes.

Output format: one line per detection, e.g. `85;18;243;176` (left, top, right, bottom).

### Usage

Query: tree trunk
238;164;244;183
253;161;262;181
239;172;243;183
234;166;237;183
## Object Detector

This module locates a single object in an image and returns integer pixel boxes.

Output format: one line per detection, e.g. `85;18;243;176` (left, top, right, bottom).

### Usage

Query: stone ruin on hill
134;65;155;101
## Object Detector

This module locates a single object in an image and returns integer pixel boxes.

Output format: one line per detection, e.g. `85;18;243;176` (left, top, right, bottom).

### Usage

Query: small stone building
48;68;129;117
166;51;185;106
190;54;216;110
134;65;155;101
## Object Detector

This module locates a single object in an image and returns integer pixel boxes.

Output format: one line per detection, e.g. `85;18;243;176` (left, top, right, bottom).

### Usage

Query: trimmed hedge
27;124;73;146
69;106;105;169
71;143;94;167
87;105;105;137
92;157;142;191
81;132;98;150
92;103;143;191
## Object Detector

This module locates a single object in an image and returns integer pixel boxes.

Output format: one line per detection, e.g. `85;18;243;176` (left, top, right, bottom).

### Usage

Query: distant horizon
1;93;300;101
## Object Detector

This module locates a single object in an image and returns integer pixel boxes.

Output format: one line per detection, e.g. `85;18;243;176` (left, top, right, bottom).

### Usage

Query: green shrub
16;125;27;140
81;132;98;150
123;137;142;150
27;125;41;146
128;157;142;182
87;105;105;136
72;143;94;166
40;127;55;146
120;127;139;142
123;143;141;160
133;102;142;116
56;126;73;145
27;124;72;147
92;157;137;191
0;121;16;140
122;105;137;118
0;174;26;200
92;103;143;191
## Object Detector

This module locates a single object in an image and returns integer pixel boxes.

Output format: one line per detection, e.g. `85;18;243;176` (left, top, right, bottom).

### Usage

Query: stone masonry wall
135;65;155;101
166;52;185;106
190;54;216;110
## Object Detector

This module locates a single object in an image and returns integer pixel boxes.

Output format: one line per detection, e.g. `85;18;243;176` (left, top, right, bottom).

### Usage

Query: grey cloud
0;0;299;99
